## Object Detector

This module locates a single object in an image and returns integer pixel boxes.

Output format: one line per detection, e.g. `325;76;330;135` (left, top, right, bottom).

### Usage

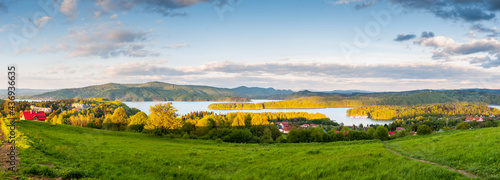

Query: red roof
388;131;396;136
278;122;290;127
301;124;310;127
21;111;46;121
466;116;483;121
310;124;319;127
283;126;292;131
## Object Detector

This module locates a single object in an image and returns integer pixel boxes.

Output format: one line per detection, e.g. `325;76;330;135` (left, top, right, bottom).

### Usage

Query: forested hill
269;89;500;105
27;82;293;102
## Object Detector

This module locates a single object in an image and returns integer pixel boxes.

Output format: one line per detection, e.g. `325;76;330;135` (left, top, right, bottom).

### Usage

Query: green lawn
3;120;477;179
388;127;500;179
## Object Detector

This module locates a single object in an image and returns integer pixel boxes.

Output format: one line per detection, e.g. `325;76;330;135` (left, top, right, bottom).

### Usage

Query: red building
20;111;47;121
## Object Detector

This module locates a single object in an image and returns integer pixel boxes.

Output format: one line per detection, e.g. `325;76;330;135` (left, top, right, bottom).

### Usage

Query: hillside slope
5;120;472;180
28;82;292;102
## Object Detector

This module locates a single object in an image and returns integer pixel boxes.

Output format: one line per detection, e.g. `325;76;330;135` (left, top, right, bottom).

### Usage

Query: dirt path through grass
384;142;478;179
0;125;19;173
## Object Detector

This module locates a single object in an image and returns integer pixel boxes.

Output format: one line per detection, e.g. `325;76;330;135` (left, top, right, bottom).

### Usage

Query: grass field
388;127;500;179
2;120;488;179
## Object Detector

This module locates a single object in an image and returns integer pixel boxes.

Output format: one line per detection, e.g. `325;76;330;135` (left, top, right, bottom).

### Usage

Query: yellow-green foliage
145;103;182;131
208;103;263;110
347;102;500;120
1;118;31;149
186;112;328;127
208;96;377;110
128;112;148;126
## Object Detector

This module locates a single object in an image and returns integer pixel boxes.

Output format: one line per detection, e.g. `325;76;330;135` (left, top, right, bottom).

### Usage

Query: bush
484;121;493;127
215;138;223;144
22;164;57;178
441;126;451;131
63;169;88;179
287;129;299;143
366;127;375;138
456;122;471;130
276;136;286;143
223;129;254;143
417;125;432;135
374;126;388;140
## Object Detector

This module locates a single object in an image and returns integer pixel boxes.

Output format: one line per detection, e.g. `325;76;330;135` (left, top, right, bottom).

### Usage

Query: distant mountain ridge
27;82;294;102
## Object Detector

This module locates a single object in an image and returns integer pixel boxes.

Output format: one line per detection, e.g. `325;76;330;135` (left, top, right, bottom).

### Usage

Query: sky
1;0;500;91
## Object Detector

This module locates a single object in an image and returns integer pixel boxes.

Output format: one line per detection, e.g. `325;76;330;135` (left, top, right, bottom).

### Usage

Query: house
310;124;319;128
396;127;405;131
282;126;292;134
20;111;47;121
71;103;89;110
300;124;310;129
277;122;291;133
388;131;396;136
30;105;52;113
465;116;484;122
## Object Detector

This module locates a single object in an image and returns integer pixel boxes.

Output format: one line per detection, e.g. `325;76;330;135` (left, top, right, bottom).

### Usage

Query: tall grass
388;127;500;179
9;120;473;179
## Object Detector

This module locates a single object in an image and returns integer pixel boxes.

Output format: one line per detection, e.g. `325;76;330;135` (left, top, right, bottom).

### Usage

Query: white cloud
414;35;500;68
110;14;118;19
60;0;78;21
58;23;159;58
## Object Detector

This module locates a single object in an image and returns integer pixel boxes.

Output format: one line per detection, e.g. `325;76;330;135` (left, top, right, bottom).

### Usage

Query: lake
124;100;394;126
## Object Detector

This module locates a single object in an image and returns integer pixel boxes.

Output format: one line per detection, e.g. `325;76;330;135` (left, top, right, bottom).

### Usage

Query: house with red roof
20;111;47;121
310;124;319;128
282;126;292;134
277;122;292;133
300;124;310;129
465;116;484;122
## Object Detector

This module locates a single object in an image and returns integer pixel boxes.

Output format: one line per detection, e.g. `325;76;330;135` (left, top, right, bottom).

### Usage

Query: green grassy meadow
4;120;494;179
388;127;500;179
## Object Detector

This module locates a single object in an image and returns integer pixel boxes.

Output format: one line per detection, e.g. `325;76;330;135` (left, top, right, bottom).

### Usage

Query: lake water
124;100;394;126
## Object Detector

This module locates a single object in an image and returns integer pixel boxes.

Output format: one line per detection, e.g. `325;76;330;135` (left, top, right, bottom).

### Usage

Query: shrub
456;122;471;130
287;129;299;143
22;164;57;178
484;121;493;127
374;126;388;140
394;130;409;138
276;136;286;143
215;138;223;144
366;127;375;138
417;125;432;135
441;126;451;131
63;169;88;179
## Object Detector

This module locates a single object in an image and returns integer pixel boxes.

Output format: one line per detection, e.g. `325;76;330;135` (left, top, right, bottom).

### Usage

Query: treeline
209;96;377;110
208;103;263;110
347;102;500;120
271;90;500;106
0;98;139;118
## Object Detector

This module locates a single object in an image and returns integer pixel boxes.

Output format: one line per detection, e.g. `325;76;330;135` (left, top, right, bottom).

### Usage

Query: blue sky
1;0;500;91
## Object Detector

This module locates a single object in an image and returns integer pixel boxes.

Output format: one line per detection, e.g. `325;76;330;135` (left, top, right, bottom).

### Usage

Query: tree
111;107;129;125
366;127;375;138
456;122;470;130
287;128;299;143
145;103;182;132
128;112;148;132
340;126;349;135
374;126;388;140
417;125;432;135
